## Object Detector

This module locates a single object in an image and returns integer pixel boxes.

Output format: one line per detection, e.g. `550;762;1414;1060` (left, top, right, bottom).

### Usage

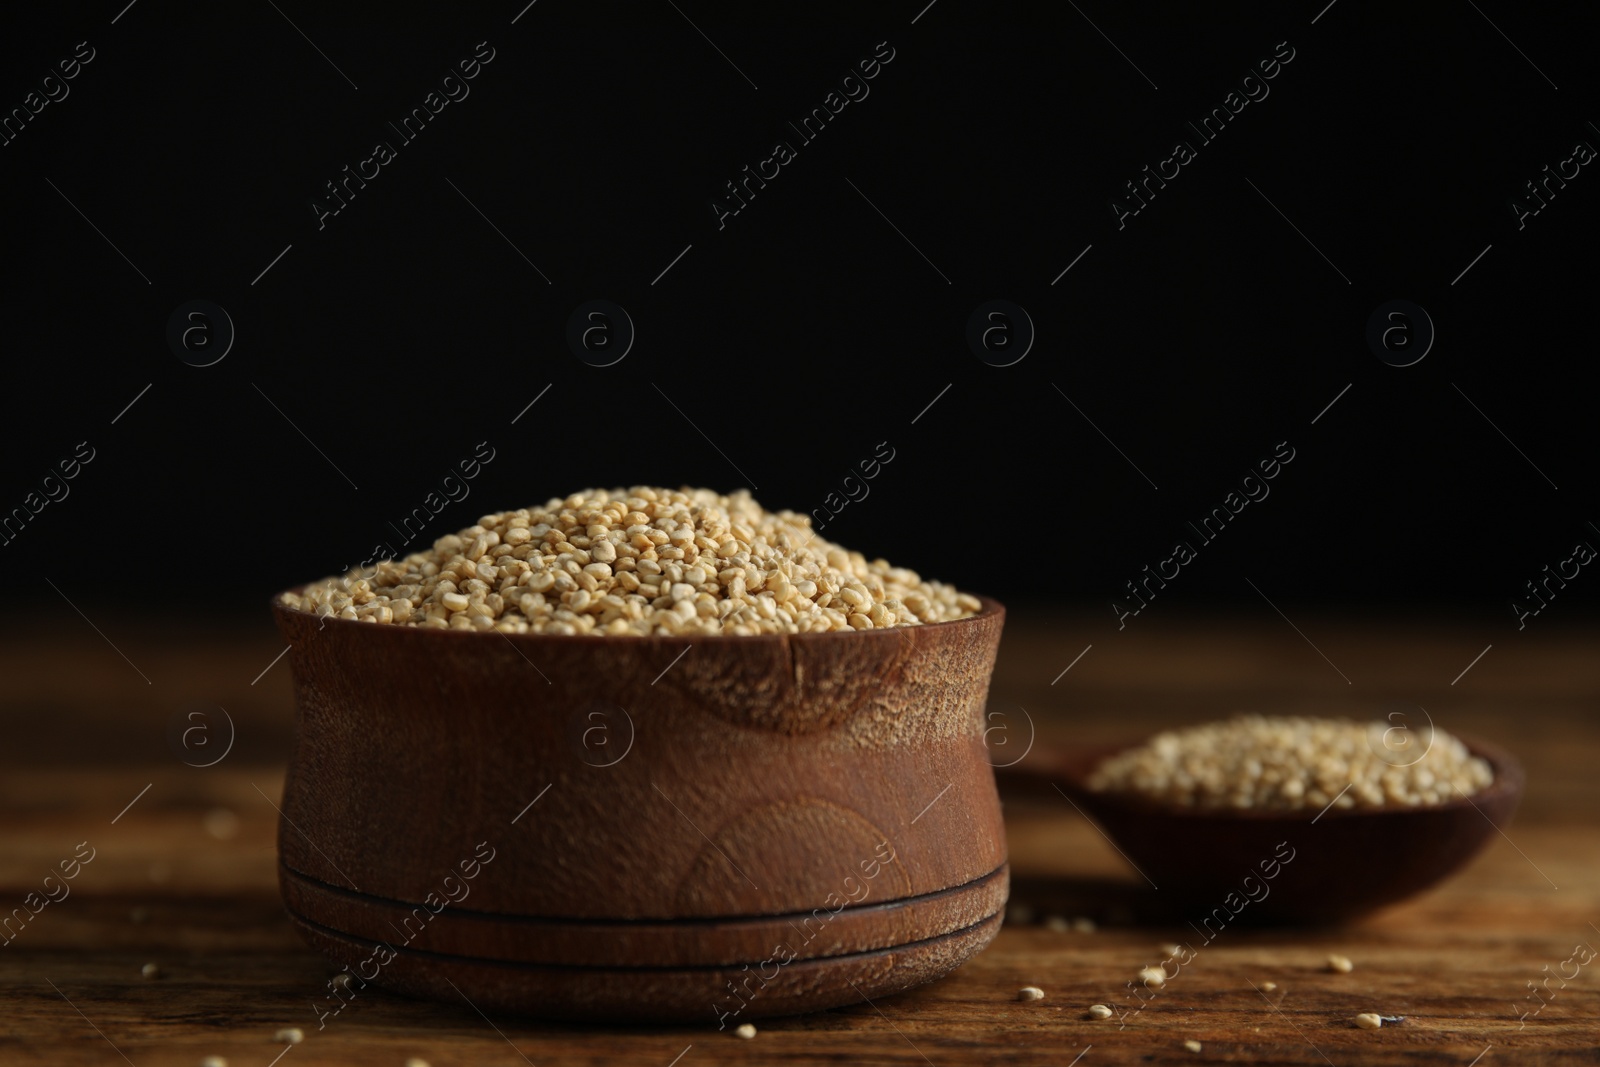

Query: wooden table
3;610;1596;1065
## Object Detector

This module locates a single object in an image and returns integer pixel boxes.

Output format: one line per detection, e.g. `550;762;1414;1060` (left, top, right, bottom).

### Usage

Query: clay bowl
269;593;1008;1023
1005;736;1523;925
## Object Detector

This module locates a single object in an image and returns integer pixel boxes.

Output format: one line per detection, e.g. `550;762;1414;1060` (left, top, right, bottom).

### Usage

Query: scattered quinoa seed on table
1088;1004;1113;1020
734;1023;757;1039
1327;954;1354;973
1086;715;1493;810
1018;986;1045;1001
285;488;982;636
1354;1013;1383;1029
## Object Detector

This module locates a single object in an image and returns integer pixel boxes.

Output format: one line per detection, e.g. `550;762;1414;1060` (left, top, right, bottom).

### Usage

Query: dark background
2;0;1595;634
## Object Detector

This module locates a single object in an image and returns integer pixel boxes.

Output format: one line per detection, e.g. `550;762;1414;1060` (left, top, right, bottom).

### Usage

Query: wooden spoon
997;736;1524;925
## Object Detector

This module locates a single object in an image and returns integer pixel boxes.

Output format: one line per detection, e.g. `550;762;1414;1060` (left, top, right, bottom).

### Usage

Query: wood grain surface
268;596;1008;1020
2;609;1596;1064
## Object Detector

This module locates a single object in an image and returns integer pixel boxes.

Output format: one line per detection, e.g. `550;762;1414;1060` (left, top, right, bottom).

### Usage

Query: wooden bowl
1006;736;1524;925
269;594;1008;1022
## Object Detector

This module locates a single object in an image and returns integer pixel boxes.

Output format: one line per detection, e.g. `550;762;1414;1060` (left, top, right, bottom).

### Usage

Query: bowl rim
271;587;1005;644
1062;733;1524;824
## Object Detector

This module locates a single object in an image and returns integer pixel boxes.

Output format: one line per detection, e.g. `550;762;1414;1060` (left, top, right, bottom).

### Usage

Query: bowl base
290;895;1004;1023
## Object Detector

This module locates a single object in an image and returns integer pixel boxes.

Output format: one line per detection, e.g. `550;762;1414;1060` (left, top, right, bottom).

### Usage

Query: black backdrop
2;0;1595;634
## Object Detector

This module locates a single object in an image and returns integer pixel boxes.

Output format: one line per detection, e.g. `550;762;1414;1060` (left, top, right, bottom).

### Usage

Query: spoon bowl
1008;736;1523;925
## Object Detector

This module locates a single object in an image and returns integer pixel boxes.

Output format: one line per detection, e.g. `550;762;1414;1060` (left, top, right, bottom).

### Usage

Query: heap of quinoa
1086;715;1494;811
283;487;982;636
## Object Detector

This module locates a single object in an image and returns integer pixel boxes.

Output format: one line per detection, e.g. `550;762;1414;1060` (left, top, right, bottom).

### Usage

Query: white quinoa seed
1138;966;1167;988
1354;1013;1383;1030
1088;1004;1114;1020
288;488;981;637
1044;915;1071;933
203;807;239;840
200;1058;228;1067
1327;954;1354;974
1071;916;1097;933
140;962;160;979
1086;715;1493;811
734;1023;757;1039
274;1028;304;1044
1261;981;1279;993
404;1058;432;1067
1184;1039;1203;1052
1018;986;1045;1002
